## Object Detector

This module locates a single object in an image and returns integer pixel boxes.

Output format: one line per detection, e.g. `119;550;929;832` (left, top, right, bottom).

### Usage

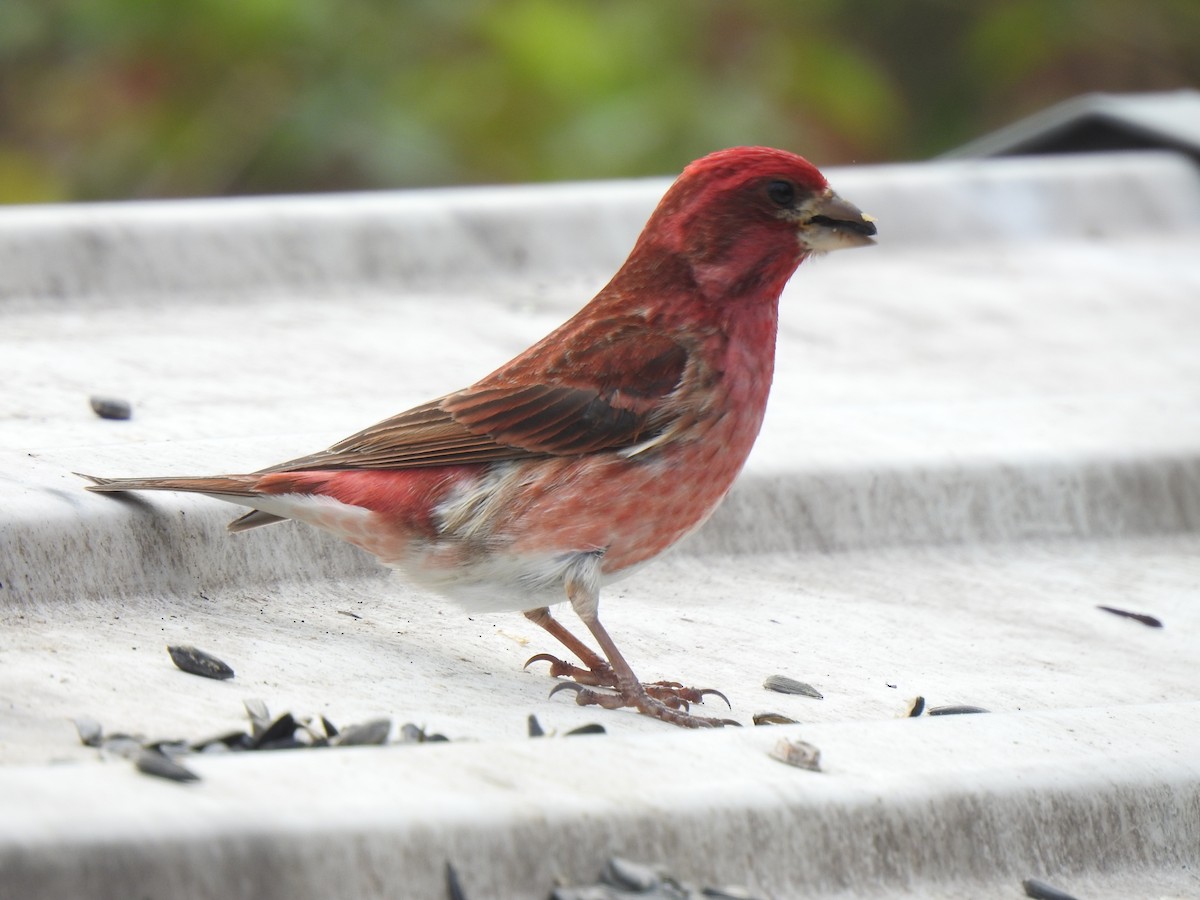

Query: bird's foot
547;681;740;729
525;653;728;711
524;653;615;687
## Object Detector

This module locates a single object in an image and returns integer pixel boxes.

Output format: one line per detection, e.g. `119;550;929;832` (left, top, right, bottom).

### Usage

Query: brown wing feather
254;399;532;472
442;386;643;455
259;317;691;474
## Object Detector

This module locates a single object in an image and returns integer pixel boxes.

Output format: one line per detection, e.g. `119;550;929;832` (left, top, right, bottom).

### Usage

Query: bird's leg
541;572;737;728
523;606;727;709
522;607;615;686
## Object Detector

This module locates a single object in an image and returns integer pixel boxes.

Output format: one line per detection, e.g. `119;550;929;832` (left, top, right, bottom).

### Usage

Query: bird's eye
766;180;795;208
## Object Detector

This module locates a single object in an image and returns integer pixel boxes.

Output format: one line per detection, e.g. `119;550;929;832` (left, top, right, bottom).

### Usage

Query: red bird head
622;146;876;306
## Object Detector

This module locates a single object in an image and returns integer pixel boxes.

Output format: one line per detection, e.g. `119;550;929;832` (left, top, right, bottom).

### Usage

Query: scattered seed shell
243;698;271;737
73;716;103;747
398;722;448;743
147;739;190;757
167;645;234;680
100;735;145;759
927;705;990;716
398;723;423;743
89;396;132;420
763;675;823;699
194;730;253;752
253;713;300;749
445;861;469;900
293;718;331;747
907;696;926;717
752;712;799;726
565;723;606;736
334;718;392;746
1096;605;1163;628
135;749;200;783
1022;877;1080;900
527;714;545;737
769;737;822;771
552;857;764;900
602;857;664;891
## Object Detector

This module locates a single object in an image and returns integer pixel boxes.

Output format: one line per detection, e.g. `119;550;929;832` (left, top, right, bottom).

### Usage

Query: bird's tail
77;473;260;495
76;473;287;531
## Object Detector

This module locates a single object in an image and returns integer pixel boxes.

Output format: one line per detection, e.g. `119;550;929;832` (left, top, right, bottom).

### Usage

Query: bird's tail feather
76;473;288;531
226;509;287;531
77;473;260;495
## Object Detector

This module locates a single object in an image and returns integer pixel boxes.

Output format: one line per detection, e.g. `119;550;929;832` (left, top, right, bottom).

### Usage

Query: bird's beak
795;188;877;252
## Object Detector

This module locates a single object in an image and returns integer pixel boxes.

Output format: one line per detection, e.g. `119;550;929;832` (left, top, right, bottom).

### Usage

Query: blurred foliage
0;0;1197;202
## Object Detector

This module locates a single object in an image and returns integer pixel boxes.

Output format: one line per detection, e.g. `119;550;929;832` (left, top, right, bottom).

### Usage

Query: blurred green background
1;0;1197;203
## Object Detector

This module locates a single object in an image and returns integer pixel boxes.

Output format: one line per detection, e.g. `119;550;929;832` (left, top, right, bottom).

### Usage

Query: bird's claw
524;652;567;671
545;673;693;711
531;655;730;711
549;681;738;728
548;681;629;711
525;653;617;687
700;688;732;709
644;681;731;710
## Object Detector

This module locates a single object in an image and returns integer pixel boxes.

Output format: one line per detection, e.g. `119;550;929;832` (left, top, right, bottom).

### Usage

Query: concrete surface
2;151;1199;898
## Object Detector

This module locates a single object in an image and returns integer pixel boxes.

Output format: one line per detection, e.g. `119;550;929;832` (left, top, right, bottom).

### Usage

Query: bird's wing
258;318;690;473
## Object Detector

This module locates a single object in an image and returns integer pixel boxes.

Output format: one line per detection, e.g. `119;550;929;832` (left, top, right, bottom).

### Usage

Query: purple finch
84;146;876;727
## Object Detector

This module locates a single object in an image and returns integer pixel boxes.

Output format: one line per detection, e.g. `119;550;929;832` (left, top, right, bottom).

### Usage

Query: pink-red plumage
82;146;876;727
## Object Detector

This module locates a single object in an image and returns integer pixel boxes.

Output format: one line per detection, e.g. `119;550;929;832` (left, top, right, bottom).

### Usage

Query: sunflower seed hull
73;716;103;747
753;713;798;726
89;396;132;420
135;749;200;783
928;705;990;716
334;719;392;746
1096;605;1163;628
1022;877;1080;900
763;675;823;699
769;738;822;771
167;645;234;680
